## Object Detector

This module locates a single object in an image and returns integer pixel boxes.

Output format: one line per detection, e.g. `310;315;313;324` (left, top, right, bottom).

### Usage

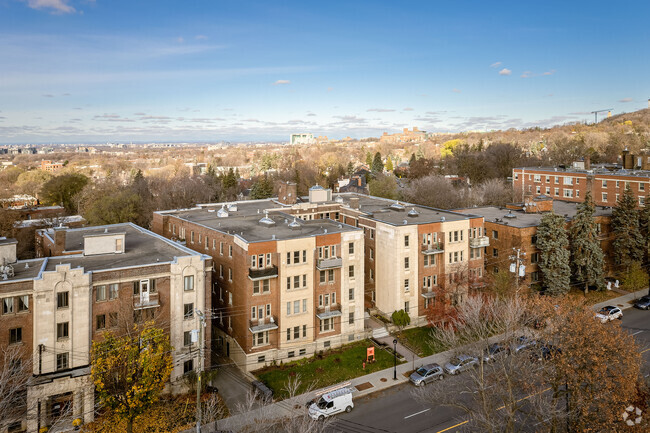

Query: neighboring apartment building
513;150;650;208
457;195;615;286
0;223;211;433
40;160;64;173
153;183;487;371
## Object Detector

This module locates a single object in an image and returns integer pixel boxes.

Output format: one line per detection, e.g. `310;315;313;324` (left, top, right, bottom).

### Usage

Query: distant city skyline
0;0;648;144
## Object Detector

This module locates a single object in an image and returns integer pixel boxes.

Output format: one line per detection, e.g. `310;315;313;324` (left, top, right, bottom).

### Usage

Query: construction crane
591;108;613;124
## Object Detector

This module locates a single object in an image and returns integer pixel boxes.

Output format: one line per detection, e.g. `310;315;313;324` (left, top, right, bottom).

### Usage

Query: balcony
421;287;436;299
249;265;278;281
316;303;342;319
421;243;444;255
249;315;278;333
134;292;160;309
316;257;343;270
469;236;490;248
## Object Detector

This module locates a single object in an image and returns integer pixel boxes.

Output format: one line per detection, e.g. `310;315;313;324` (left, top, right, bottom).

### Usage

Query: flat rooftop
458;201;613;228
514;166;650;178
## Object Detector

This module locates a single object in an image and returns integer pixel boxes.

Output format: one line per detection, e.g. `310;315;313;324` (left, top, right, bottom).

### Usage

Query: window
602;180;608;188
319;271;326;284
96;285;107;302
300;348;306;356
303;274;307;288
9;328;22;344
219;265;223;278
184;275;194;291
228;268;232;281
213;239;216;250
267;253;273;266
286;302;291;315
17;295;29;312
564;176;573;186
531;271;540;282
349;242;354;254
294;300;300;314
257;355;266;363
563;189;573;198
303;324;307;337
369;269;374;280
545;187;550;195
602;192;608;202
254;331;269;347
56;292;68;309
640;196;646;207
349;312;355;325
534;174;541;183
492;230;499;239
404;235;410;247
370;229;374;240
294;251;300;263
493;248;499;258
96;314;106;330
404;257;409;270
184;303;194;319
56;353;69;371
109;283;119;300
536;186;541;194
369;248;374;260
640;183;646;192
184;331;192;347
190;231;194;243
328;269;334;282
531;253;539;264
294;326;300;339
404;279;410;291
57;322;69;340
348;266;355;278
320;317;333;332
220;242;224;255
288;351;295;358
184;360;194;374
554;188;559;196
229;245;233;257
349;288;354;301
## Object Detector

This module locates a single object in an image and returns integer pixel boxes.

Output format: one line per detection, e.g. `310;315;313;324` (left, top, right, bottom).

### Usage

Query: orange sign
366;347;375;363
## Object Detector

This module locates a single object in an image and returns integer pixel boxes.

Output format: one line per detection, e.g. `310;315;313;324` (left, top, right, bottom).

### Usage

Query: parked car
595;306;623;323
251;380;273;403
511;336;537;354
444;355;478;375
410;363;444;386
529;343;562;362
308;387;354;420
633;296;650;310
482;343;508;362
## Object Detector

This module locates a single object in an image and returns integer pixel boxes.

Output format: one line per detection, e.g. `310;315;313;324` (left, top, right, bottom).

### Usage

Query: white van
308;387;354;420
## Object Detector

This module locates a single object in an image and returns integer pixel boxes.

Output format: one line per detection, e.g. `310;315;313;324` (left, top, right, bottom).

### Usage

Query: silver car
410;363;444;386
444;354;478;375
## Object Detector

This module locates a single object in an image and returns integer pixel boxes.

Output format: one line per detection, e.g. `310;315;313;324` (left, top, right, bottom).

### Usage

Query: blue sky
0;0;648;143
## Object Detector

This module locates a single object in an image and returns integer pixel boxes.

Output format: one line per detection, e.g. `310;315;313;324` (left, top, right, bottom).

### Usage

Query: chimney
349;197;360;209
622;148;634;169
277;182;297;205
53;227;67;254
584;155;591;170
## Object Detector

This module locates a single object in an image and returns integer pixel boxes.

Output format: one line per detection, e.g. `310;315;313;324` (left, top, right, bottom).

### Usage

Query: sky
0;0;649;144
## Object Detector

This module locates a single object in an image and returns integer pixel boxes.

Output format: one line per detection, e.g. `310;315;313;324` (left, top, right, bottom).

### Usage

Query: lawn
399;326;446;357
567;288;621;306
254;340;402;399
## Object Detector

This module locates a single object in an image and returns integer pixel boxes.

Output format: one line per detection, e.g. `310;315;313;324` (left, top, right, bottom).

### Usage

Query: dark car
634;296;650;310
410;363;444;386
512;336;537;354
530;343;562;362
482;343;508;362
251;380;273;402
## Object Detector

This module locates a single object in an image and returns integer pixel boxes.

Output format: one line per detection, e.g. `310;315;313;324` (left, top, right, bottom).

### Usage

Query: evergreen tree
611;185;644;272
371;152;384;173
346;161;354;176
537;212;571;296
365;151;373;167
409;153;416;165
222;168;237;190
250;176;274;199
569;191;605;294
639;195;650;293
385;156;394;172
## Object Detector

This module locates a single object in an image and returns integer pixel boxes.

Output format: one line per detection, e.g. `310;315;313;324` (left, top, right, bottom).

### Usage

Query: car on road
529;343;562;362
308;387;354;420
410;363;444;386
482;343;508;362
251;380;273;403
633;296;650;310
444;355;478;375
595;306;623;323
511;336;537;354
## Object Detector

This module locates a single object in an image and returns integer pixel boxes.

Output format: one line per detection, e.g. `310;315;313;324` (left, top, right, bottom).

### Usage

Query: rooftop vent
403;219;408;225
217;205;229;218
227;203;238;212
288;218;301;229
208;209;216;213
407;208;419;217
335;196;344;203
389;201;405;211
504;211;517;219
440;216;446;222
259;211;275;226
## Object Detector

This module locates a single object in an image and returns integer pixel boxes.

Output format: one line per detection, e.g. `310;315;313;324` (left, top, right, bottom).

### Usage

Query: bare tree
0;347;32;432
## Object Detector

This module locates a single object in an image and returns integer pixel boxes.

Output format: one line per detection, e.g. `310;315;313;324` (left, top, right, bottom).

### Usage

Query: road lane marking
641;348;650;354
436;420;469;432
404;408;430;419
631;330;644;336
496;387;552;410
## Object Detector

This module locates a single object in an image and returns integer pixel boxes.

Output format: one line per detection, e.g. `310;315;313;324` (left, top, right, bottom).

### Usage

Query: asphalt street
328;307;650;433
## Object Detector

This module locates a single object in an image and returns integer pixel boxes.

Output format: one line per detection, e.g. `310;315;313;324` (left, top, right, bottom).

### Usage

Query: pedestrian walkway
364;313;420;361
211;358;261;415
193;288;648;432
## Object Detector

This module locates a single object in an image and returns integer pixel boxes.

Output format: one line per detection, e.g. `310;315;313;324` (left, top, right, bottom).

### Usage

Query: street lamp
393;339;398;380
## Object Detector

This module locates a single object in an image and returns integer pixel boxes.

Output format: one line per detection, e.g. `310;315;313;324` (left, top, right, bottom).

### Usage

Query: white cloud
452;88;461;93
498;68;512;76
619;97;634;103
403;107;414;111
521;71;532;78
542;70;556;76
367;108;395;112
24;0;75;14
273;79;290;85
490;61;502;68
195;35;208;40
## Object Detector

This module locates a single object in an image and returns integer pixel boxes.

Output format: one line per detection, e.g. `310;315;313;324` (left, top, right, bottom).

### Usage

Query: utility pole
195;309;206;433
509;248;526;294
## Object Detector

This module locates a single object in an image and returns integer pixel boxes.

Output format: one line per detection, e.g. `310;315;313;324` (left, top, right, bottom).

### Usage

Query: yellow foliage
440;139;463;158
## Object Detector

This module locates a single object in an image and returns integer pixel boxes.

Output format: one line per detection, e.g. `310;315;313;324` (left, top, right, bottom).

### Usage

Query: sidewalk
196;288;648;432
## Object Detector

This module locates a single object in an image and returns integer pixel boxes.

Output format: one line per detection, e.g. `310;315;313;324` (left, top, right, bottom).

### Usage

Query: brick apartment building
457;195;615;286
0;223;211;433
513;149;650;208
154;184;487;371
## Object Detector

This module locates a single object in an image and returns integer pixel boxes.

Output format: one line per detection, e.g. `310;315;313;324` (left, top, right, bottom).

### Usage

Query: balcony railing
421;287;436;298
249;315;278;333
317;257;343;270
421;242;444;255
134;292;159;309
316;303;342;319
469;236;490;248
249;265;278;281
